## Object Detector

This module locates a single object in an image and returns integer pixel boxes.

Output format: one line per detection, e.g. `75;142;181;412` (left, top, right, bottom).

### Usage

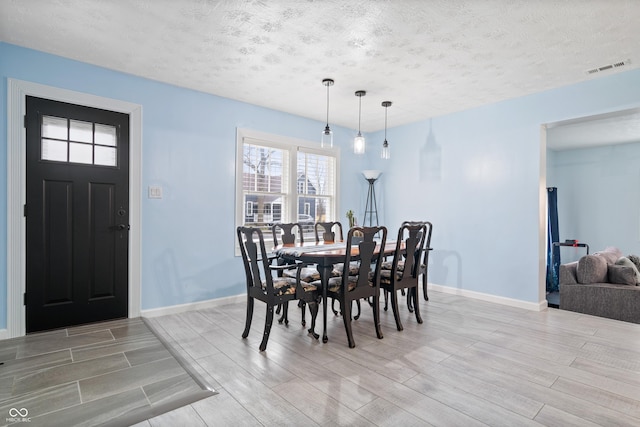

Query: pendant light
381;101;392;159
321;78;334;148
354;90;366;154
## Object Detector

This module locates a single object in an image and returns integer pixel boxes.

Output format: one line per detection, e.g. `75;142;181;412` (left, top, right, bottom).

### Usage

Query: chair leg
423;273;429;301
407;290;414;313
332;298;340;315
259;305;275;351
390;289;404;331
383;289;389;311
353;299;362;320
341;299;356;348
307;297;320;339
276;303;282;314
413;287;423;324
278;301;289;325
299;300;307;326
373;292;383;340
242;296;254;339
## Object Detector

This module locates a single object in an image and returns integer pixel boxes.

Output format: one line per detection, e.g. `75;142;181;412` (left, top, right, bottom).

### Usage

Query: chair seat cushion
265;277;297;296
263;277;317;296
321;275;373;293
283;266;320;282
381;260;405;271
380;269;402;285
333;262;360;276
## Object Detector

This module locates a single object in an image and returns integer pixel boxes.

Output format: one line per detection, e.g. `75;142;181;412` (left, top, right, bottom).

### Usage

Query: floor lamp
362;170;381;226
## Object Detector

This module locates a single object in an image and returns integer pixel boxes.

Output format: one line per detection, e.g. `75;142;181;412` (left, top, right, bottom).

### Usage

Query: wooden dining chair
314;221;343;243
380;222;428;331
321;225;387;348
271;222;319;326
237;226;320;351
398;220;433;309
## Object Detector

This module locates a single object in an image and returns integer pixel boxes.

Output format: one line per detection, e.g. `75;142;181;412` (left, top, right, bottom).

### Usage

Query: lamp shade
362;170;382;180
354;134;365;154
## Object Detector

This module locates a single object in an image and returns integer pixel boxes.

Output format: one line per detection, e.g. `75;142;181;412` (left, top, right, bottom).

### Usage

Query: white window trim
235;128;340;254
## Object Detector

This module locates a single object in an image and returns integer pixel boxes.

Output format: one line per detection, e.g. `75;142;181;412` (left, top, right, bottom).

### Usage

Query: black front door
25;96;130;333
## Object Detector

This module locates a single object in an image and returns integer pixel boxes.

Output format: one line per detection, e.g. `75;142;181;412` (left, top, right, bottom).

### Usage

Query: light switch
148;185;163;199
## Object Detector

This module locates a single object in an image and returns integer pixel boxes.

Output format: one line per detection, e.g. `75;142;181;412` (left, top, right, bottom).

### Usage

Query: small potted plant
346;210;364;243
346;209;356;228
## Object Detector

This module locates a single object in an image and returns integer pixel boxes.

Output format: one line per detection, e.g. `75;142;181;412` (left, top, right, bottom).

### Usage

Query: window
41;115;118;166
236;129;339;247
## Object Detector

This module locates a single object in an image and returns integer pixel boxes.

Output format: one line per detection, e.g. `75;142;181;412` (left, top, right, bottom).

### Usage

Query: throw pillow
615;256;640;284
628;254;640;271
576;255;608;284
594;247;622;264
607;265;637;285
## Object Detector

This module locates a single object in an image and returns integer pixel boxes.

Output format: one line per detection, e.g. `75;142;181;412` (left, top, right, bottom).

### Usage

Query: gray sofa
559;247;640;323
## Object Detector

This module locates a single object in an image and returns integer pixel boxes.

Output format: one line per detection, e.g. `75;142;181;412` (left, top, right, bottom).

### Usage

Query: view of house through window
236;131;338;243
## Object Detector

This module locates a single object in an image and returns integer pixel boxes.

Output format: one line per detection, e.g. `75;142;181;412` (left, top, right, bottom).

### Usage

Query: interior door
25;96;130;333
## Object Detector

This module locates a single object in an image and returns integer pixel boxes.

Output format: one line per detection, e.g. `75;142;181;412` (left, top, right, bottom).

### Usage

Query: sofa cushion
559;261;578;285
576;255;608;284
608;265;637;286
615;256;640;284
594;247;623;264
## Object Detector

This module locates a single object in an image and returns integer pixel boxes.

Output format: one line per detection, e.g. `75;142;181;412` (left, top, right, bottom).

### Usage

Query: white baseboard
0;329;8;340
141;294;246;318
428;283;548;311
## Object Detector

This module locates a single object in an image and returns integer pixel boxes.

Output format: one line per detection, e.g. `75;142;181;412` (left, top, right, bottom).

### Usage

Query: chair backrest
402;220;433;268
392;222;428;283
237;226;276;295
315;221;344;243
272;222;303;247
339;225;387;295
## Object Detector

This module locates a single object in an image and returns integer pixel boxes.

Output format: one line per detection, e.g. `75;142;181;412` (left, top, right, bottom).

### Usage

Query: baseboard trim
0;329;8;340
428;283;548;311
140;284;548;319
141;294;246;318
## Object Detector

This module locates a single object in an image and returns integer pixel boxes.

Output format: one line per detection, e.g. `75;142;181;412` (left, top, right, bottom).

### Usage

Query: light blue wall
0;43;368;325
367;68;640;303
3;42;640;330
549;142;640;259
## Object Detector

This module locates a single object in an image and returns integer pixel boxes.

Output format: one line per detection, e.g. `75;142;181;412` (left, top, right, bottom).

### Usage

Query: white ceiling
2;0;640;143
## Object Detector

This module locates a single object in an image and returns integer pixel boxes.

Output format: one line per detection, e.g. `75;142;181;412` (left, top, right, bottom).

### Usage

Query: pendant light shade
381;101;392;159
354;90;366;154
321;78;334;148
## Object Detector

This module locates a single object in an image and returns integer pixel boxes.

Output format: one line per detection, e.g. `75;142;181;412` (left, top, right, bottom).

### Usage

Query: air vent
586;59;632;75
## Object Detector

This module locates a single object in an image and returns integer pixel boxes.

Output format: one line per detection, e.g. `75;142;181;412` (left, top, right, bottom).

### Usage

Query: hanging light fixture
381;101;392;159
321;78;334;148
354;90;366;154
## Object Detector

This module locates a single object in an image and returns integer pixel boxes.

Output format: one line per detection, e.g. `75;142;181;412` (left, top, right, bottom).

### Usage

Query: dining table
274;239;398;343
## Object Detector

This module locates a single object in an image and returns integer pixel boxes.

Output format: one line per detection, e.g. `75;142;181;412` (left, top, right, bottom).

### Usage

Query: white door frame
6;78;142;338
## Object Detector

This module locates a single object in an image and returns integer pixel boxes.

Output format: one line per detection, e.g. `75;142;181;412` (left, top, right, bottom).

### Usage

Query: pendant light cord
326;84;330;127
358;96;362;134
384;105;388;141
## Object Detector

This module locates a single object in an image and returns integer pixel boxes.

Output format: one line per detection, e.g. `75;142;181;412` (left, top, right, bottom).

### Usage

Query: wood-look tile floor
136;291;640;427
4;290;640;426
0;317;214;427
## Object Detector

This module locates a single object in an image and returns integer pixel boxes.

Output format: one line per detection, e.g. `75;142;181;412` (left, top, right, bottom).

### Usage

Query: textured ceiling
1;0;640;137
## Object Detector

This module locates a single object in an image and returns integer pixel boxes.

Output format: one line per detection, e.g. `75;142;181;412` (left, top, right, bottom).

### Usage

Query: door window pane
42;139;68;162
69;120;93;143
41;116;118;166
69;142;93;164
42;116;68;140
95;124;117;146
95;146;117;166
